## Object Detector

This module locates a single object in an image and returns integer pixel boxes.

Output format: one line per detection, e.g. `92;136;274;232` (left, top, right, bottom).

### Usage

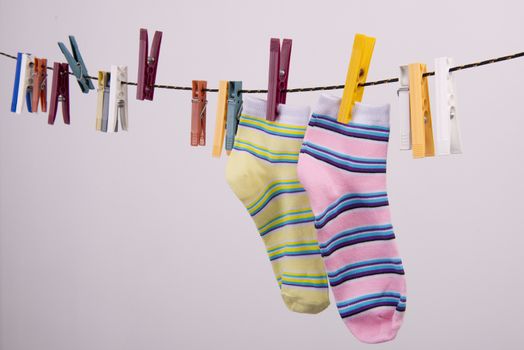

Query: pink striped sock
297;94;407;344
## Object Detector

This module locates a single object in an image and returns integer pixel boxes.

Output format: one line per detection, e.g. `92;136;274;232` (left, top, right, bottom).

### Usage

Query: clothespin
58;36;94;94
225;81;243;154
266;38;292;121
337;34;375;124
95;71;111;131
137;28;162;101
10;53;34;114
212;81;229;157
108;66;128;133
32;58;47;113
48;62;70;125
434;57;462;155
398;65;411;150
191;80;207;146
408;63;435;158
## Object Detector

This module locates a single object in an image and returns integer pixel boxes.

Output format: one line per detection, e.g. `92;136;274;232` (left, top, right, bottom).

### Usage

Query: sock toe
281;288;330;314
345;308;404;344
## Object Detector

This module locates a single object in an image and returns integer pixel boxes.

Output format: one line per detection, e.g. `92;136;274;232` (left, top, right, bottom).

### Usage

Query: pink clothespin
137;28;162;101
266;38;292;121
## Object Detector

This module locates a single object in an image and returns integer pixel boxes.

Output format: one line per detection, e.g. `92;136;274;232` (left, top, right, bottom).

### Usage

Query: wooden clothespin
10;52;34;114
338;34;375;124
191;80;207;146
225;81;243;154
58;36;94;94
95;71;110;131
266;38;292;121
408;63;435;158
48;62;70;125
212;81;229;157
398;65;411;150
137;28;162;101
32;58;47;113
434;57;462;155
108;66;128;133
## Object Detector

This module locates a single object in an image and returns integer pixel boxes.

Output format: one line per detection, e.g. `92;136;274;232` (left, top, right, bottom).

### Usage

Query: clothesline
1;50;523;93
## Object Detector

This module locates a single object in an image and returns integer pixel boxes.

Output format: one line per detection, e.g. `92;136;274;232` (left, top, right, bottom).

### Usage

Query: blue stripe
260;217;315;237
238;121;304;139
242;115;307;132
320;231;396;256
336;291;402;308
233;146;298;164
302;141;386;165
270;251;321;261
317;192;388;223
311;113;391;132
329;258;403;278
235;139;298;156
301;144;387;171
315;197;389;228
319;224;393;249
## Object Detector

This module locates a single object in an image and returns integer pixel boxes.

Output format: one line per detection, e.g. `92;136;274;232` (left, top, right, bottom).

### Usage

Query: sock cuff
242;96;311;126
313;93;391;128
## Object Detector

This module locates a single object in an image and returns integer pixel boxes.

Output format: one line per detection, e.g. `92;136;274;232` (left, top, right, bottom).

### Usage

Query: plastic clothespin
408;63;435;158
266;38;292;121
398;65;411;150
10;53;34;114
338;34;375;124
58;36;94;94
32;58;47;113
48;62;70;125
225;81;243;154
95;71;111;132
212;81;229;158
434;57;462;155
108;66;128;133
191;80;207;146
137;28;162;101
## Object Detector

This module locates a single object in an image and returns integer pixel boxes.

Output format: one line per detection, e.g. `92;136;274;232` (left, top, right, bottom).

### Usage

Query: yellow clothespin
337;33;376;124
408;63;435;158
212;81;229;158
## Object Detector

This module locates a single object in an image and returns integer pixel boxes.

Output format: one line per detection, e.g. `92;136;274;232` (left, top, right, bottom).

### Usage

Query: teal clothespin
225;81;243;153
58;35;94;94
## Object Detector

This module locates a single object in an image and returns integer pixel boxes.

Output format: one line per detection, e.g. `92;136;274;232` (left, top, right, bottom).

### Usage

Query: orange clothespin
212;81;229;157
191;80;207;146
408;63;435;158
32;58;47;112
337;34;375;124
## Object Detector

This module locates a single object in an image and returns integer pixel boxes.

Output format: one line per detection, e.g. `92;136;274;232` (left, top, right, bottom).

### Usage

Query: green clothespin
225;81;242;154
58;35;94;94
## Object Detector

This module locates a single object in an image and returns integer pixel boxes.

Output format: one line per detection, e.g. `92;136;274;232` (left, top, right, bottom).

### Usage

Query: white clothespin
434;57;462;155
108;65;128;133
11;53;35;114
398;65;411;150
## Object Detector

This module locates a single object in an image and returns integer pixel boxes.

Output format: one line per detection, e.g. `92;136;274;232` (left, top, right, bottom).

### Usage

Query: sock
226;96;330;314
297;94;407;343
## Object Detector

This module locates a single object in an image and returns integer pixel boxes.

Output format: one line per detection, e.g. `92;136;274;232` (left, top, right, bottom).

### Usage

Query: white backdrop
1;1;523;349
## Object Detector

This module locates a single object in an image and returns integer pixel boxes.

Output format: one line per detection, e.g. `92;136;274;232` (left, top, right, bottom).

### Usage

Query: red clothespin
191;80;207;146
266;38;292;121
137;28;162;101
48;62;70;125
32;58;47;112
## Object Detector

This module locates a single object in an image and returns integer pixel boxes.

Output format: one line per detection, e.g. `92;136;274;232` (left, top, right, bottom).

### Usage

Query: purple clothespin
136;28;162;101
266;38;292;121
48;62;70;125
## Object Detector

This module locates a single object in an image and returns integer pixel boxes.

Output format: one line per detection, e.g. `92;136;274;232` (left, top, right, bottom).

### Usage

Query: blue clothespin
58;36;94;94
11;52;34;114
225;81;243;154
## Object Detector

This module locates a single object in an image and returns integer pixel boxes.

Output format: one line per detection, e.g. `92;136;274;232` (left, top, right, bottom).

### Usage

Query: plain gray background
1;0;523;349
